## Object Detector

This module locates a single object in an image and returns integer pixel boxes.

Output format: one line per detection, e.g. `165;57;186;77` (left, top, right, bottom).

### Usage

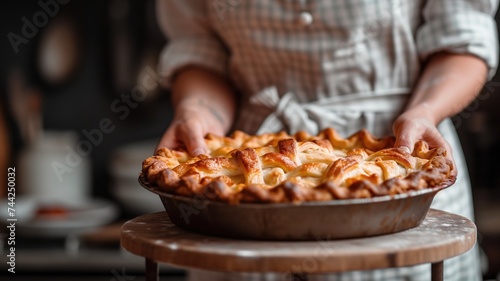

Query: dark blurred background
0;1;499;280
0;0;172;199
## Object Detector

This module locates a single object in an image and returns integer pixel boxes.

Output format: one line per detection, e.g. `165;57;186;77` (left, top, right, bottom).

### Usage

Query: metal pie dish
139;175;455;241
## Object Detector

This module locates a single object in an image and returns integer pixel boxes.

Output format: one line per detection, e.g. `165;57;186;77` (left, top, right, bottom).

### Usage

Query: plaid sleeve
416;0;499;78
156;0;229;88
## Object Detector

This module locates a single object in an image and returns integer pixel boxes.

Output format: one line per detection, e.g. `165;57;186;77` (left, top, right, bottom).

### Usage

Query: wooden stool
121;209;476;281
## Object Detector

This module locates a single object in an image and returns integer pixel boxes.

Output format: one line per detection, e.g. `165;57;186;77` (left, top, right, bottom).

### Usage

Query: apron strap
252;87;410;135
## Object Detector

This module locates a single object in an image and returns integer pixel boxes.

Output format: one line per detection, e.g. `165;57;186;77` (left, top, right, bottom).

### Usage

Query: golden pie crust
141;128;454;204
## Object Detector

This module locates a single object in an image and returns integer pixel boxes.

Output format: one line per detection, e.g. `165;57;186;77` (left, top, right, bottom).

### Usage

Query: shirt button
298;11;313;27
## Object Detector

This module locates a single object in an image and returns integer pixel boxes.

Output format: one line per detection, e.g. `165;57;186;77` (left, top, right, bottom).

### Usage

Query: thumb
184;133;208;156
393;124;418;154
179;122;209;156
155;126;178;153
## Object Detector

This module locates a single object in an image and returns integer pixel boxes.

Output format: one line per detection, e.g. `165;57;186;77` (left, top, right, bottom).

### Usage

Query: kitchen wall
0;0;172;202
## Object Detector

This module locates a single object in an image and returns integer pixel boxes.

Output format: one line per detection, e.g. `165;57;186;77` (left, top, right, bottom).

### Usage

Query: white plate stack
109;140;164;215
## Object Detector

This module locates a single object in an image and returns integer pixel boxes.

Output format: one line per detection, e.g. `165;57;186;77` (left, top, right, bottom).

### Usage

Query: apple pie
141;128;454;204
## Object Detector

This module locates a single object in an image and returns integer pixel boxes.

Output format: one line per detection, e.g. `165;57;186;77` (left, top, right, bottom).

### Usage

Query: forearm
405;52;488;124
171;67;237;133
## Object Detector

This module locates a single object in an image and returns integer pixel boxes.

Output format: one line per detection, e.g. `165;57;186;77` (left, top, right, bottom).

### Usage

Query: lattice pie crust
142;128;454;204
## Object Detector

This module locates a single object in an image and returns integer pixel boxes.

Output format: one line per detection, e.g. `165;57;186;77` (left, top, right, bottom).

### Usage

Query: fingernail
192;148;207;156
399;146;411;154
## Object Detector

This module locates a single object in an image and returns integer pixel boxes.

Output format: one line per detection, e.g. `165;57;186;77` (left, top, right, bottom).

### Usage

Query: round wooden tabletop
121;209;476;274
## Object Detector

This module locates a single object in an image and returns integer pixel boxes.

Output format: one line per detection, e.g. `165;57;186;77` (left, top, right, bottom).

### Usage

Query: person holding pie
154;1;498;280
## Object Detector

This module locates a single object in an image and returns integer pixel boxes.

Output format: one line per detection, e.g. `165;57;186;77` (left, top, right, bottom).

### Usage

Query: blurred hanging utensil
8;68;43;146
37;15;82;86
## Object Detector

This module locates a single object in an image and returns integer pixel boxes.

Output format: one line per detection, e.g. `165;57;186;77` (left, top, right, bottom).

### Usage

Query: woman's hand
157;99;226;156
155;67;236;156
392;52;488;177
393;104;456;175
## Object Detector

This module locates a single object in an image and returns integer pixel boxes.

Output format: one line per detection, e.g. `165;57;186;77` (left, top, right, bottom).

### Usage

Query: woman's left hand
393;104;457;176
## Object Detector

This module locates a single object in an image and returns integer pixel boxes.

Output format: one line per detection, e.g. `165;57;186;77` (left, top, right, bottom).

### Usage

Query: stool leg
431;261;443;281
145;258;159;281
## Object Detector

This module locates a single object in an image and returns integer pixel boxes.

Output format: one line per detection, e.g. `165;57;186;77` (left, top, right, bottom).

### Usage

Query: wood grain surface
121;209;476;273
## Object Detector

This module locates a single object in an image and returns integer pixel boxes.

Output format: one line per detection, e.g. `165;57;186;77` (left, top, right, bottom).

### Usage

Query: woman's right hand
156;98;226;156
155;67;236;156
